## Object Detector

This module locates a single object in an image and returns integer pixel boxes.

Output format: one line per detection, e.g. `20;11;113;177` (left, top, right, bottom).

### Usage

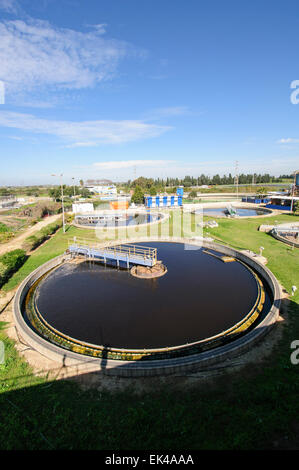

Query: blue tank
146;196;152;207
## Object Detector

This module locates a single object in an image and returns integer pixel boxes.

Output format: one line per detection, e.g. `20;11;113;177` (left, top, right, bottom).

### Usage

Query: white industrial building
84;179;117;196
72;202;94;214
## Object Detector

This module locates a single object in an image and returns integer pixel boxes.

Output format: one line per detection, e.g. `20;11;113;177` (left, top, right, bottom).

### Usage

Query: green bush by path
0;232;14;244
0;223;13;244
0;222;10;233
22;220;62;251
2;226;71;291
0;249;27;288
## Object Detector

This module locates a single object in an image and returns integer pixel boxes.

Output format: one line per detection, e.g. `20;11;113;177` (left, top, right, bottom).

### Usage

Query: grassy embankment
0;211;298;450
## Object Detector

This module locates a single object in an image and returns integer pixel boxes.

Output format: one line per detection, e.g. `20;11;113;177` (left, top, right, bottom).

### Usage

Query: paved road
0;214;62;255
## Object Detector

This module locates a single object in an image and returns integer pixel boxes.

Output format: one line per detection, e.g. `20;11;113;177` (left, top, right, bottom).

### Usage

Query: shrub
188;190;198;199
0;249;27;287
40;226;51;238
0;261;7;280
19;201;61;219
66;214;74;223
0;232;14;244
0;222;9;233
149;186;157;196
22;219;62;251
131;185;144;204
22;235;39;251
40;222;61;237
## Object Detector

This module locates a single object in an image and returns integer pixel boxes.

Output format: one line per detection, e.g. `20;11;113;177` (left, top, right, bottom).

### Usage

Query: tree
256;187;267;198
189;190;197;199
131;177;154;189
49;187;61;201
293;200;299;214
79;188;91;198
0;188;10;196
131;185;144;204
212;174;221;185
149;186;157;196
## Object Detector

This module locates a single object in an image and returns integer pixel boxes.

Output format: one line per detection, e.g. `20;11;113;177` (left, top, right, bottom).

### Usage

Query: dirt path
0;214;62;256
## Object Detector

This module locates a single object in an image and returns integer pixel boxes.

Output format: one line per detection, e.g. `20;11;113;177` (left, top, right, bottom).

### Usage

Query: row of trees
0;173;292;199
125;174;291;189
48;185;91;201
127;173;292;204
0;181;85;199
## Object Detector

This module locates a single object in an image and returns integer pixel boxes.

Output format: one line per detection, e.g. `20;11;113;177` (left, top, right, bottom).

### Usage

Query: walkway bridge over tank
67;237;157;268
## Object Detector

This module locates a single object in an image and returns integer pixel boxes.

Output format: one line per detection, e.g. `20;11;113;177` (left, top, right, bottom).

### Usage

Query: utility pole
290;170;298;212
235;161;239;201
52;173;65;233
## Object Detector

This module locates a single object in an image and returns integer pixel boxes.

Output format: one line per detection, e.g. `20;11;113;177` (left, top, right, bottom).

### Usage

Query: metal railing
273;227;299;235
68;238;157;265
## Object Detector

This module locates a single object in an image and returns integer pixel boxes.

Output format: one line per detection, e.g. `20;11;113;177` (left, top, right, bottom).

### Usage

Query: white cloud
85;23;108;35
8;135;23;140
0;18;140;95
152;106;189;117
0;110;171;144
0;0;19;13
70;159;177;181
93;160;175;170
143;106;191;121
65;141;98;148
277;138;299;144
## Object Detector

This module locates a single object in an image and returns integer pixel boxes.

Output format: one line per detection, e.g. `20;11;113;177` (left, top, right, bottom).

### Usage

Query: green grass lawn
203;213;299;302
0;212;299;450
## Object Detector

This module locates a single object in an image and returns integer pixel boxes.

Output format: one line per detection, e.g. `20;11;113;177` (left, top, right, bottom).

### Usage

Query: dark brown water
35;242;265;349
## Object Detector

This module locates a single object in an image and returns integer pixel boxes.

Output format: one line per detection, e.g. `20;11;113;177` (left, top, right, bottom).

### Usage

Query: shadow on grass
64;224;72;233
1;298;299;450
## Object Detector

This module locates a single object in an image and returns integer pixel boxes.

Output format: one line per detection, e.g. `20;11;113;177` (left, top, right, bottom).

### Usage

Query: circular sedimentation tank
14;239;281;376
74;211;164;228
271;228;299;248
197;206;273;218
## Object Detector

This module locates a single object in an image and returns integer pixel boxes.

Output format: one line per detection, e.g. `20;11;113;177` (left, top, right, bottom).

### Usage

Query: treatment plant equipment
225;204;237;216
14;237;281;377
68;238;159;270
196;205;274;218
271;226;299;248
73;211;164;228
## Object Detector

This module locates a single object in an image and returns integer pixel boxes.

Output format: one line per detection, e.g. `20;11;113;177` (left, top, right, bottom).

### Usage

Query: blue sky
0;0;298;186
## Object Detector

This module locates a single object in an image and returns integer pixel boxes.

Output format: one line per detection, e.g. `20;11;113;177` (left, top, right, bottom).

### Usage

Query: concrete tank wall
13;238;281;377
